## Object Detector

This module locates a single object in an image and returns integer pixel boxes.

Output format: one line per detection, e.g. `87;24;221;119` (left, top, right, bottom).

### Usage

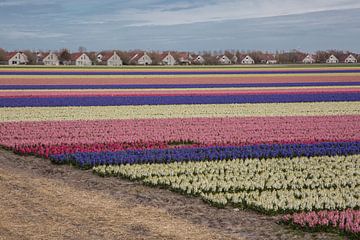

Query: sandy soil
0;149;342;240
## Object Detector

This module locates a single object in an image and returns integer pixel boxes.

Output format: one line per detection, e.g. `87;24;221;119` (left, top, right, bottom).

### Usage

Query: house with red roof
97;51;122;66
177;52;193;65
260;54;277;64
5;51;28;65
160;52;176;65
129;52;152;65
42;52;60;66
71;52;92;66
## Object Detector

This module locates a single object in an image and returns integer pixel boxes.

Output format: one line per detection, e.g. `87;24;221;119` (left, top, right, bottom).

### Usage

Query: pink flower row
10;141;178;158
1;116;359;147
282;209;360;235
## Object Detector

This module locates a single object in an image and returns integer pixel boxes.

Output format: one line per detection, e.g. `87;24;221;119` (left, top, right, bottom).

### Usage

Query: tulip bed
1;66;360;237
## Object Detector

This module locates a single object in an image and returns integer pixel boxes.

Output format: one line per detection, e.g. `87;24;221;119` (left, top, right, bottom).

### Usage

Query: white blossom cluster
93;155;360;213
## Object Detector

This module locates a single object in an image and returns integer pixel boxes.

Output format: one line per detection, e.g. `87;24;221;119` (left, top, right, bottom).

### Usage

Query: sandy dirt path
0;149;341;240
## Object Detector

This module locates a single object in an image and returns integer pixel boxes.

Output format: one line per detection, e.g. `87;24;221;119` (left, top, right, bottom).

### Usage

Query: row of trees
0;48;359;65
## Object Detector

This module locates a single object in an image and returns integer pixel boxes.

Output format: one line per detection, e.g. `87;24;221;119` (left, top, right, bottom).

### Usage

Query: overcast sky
0;0;359;52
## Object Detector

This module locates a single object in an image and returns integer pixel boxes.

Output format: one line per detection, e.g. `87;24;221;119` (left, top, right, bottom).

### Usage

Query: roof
338;53;355;62
327;54;339;60
302;54;316;62
160;52;171;60
70;52;85;61
129;52;145;62
41;52;58;60
5;52;18;61
238;54;253;61
99;51;116;61
177;52;192;60
261;54;276;61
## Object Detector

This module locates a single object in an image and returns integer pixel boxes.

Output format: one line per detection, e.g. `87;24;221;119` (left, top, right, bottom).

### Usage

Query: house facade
43;52;60;66
260;54;277;64
218;55;232;65
193;55;205;64
6;52;28;65
129;52;152;65
241;55;255;64
344;54;357;63
302;54;316;64
97;52;122;66
160;52;176;65
70;53;92;66
326;54;339;64
177;52;193;65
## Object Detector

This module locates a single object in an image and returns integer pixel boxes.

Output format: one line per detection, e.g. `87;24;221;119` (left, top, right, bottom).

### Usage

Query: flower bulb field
0;65;359;239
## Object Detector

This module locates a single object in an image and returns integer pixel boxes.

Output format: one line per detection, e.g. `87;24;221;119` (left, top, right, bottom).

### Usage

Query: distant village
0;48;359;66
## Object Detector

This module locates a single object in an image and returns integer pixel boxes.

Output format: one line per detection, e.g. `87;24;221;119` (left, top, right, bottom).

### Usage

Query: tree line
0;48;359;65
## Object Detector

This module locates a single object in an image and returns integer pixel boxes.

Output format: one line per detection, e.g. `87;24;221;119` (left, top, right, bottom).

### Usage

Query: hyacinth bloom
282;209;360;235
1;66;360;238
1;115;359;147
49;141;360;167
1;92;360;107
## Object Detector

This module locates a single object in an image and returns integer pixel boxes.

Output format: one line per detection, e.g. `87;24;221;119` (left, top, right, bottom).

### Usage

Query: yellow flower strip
1;101;359;122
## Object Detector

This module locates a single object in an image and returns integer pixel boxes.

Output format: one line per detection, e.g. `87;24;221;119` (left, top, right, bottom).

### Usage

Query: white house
42;52;60;66
326;54;339;64
344;54;357;63
261;54;277;64
241;55;255;64
6;52;28;65
129;52;152;65
71;52;92;66
160;52;176;65
218;55;232;65
193;55;205;64
97;52;122;66
302;54;316;64
177;52;193;65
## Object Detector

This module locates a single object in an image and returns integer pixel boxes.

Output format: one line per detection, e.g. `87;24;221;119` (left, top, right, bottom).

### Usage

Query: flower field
0;66;359;238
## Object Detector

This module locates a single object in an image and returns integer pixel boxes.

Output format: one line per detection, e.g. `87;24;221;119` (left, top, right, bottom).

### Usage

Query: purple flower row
1;93;360;107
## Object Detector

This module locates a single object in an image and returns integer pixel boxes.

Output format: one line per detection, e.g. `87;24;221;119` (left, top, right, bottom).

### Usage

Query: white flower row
93;154;360;212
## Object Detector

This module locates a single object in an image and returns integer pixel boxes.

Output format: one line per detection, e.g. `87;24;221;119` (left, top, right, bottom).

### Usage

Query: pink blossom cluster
0;116;359;148
282;209;360;235
11;141;173;158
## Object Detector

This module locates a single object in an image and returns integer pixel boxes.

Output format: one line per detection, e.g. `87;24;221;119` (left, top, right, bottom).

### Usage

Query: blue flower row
1;93;359;107
50;141;360;168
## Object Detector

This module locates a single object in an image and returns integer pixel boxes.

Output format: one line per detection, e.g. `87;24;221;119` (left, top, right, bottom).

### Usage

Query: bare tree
0;48;5;62
23;50;37;65
78;46;87;53
59;48;71;63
